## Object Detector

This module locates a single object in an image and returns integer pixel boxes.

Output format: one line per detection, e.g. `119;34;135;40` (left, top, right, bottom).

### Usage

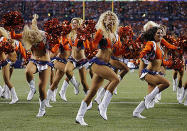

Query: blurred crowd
0;1;186;37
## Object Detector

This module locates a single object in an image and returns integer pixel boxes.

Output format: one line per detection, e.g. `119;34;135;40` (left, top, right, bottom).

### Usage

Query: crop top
139;41;164;60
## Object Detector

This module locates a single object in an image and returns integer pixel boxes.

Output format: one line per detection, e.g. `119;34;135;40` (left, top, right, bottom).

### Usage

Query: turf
0;69;187;131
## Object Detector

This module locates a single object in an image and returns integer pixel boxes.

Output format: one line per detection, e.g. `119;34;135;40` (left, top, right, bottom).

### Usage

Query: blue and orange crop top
14;40;26;59
92;29;119;50
51;36;71;53
68;38;84;49
139;41;164;60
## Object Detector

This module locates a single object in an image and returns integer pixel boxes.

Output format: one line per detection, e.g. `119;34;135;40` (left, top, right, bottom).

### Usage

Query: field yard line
119;91;174;94
0;101;180;105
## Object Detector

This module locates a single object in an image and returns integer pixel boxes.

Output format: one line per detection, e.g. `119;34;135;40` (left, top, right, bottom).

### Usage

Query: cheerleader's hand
32;14;39;30
33;14;39;19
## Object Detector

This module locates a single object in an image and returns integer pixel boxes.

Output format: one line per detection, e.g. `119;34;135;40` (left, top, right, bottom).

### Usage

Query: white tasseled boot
36;99;46;117
95;87;105;105
178;87;185;104
155;92;162;103
51;88;57;102
177;87;184;102
59;80;69;101
70;76;80;95
46;89;53;107
173;78;177;92
133;101;146;119
27;80;36;101
3;85;11;99
75;101;88;126
144;86;159;109
98;90;113;120
9;87;19;104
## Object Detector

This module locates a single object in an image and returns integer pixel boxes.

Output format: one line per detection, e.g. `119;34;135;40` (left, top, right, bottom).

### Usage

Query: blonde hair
68;17;83;41
96;11;119;39
22;15;45;50
143;21;159;32
0;27;10;39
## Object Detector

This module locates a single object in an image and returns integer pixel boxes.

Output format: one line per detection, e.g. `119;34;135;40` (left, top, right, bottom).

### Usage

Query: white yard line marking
0;101;180;105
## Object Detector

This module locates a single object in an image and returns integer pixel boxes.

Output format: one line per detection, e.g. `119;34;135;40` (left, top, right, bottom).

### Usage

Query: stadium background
0;0;186;68
0;1;187;131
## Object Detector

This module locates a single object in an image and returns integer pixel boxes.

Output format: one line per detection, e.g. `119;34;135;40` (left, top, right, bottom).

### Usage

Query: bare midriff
146;59;162;72
71;46;85;60
96;48;112;63
32;49;50;61
58;50;71;60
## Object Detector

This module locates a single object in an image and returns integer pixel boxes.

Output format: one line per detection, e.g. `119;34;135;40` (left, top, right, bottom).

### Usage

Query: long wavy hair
143;21;159;32
0;27;10;39
68;17;83;42
142;27;162;41
22;16;45;50
96;11;119;40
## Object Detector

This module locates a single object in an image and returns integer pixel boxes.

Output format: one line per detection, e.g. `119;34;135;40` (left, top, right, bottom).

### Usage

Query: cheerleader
76;11;120;126
49;51;57;102
171;48;185;102
133;27;171;119
59;18;90;101
10;26;37;101
175;37;187;104
137;21;178;103
46;34;71;105
0;27;18;104
172;60;185;102
2;36;27;99
95;36;129;104
14;14;52;117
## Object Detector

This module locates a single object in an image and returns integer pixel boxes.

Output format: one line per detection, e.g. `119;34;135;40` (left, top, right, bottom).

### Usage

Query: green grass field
0;69;187;131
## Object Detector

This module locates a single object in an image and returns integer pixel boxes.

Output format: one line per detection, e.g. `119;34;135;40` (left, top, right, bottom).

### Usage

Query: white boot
51;88;57;102
156;92;161;101
0;85;3;97
98;90;113;120
177;87;184;102
59;80;69;101
3;85;11;99
46;89;53;107
155;92;162;103
27;80;36;101
178;87;185;104
149;98;156;108
70;76;80;95
144;86;159;109
36;99;46;117
6;85;11;99
95;87;105;105
133;101;146;119
9;87;19;104
183;89;187;106
173;78;177;92
75;101;88;126
87;101;92;110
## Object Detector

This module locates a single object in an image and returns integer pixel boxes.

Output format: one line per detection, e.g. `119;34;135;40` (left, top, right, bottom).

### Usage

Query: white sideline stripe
0;101;180;105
